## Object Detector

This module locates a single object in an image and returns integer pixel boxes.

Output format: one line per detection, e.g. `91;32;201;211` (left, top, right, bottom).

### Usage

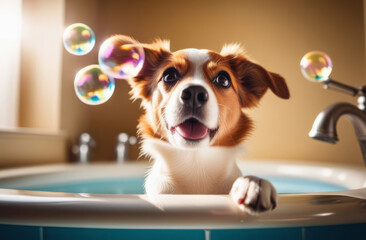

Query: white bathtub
0;159;365;231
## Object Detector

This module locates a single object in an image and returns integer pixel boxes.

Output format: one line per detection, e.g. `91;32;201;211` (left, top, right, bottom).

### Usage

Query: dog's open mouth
171;118;217;141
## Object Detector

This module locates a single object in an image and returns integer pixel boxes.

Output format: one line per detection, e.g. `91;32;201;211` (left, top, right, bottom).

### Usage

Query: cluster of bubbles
65;24;334;104
300;51;333;82
63;23;145;105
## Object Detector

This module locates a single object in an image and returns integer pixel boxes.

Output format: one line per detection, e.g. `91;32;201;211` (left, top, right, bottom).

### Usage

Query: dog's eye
213;71;232;88
162;67;180;84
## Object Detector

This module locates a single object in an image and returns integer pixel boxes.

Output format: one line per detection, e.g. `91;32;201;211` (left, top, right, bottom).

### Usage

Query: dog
126;38;290;214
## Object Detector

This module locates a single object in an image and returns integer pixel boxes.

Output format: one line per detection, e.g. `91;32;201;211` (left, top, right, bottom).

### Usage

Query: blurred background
0;0;365;168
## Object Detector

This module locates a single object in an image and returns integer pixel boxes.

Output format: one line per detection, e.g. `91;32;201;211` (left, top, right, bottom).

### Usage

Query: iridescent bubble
300;51;333;82
98;35;145;79
74;64;115;105
63;23;95;56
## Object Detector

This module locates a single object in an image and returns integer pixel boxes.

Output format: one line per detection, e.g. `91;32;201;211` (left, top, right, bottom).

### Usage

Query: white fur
143;139;244;194
160;40;170;51
164;49;219;147
220;43;246;56
184;49;219;129
230;176;277;215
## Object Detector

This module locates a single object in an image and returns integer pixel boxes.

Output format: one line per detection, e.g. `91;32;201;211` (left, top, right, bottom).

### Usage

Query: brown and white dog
127;38;290;214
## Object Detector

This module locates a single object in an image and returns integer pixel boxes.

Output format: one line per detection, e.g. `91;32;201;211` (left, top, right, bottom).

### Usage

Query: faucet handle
322;79;360;97
79;133;96;147
129;136;137;145
117;133;137;145
117;133;129;143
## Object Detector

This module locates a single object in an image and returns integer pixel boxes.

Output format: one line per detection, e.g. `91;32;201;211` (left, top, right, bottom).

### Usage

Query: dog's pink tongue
176;120;208;140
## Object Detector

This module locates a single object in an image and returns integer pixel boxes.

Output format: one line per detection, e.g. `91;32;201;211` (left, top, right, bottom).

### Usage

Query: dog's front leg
230;176;277;215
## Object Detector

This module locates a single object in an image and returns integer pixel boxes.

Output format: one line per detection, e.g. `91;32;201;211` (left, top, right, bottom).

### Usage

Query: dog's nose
180;86;208;109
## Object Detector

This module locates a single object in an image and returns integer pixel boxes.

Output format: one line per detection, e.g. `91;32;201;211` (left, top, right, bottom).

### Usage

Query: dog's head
127;38;289;148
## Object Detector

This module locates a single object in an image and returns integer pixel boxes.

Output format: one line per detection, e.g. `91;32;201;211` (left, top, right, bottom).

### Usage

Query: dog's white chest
143;139;244;194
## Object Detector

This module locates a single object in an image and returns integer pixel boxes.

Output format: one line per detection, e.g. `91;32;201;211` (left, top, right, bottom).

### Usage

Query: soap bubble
63;23;95;56
300;51;333;82
74;64;115;105
98;35;145;79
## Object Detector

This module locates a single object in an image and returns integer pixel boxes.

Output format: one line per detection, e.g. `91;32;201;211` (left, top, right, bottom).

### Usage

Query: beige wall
0;0;22;128
61;0;365;165
0;0;67;168
19;0;64;130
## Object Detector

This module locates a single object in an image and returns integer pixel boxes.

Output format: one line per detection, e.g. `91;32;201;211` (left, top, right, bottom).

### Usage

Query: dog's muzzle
169;85;212;140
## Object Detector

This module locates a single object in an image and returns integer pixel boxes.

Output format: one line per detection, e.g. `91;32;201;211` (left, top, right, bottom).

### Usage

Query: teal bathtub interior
0;161;365;240
2;176;348;194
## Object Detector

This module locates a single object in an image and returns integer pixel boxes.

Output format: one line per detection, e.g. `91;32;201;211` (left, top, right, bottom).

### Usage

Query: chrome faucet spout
309;102;366;165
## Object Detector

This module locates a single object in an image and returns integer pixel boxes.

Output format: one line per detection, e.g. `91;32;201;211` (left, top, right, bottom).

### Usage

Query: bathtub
0;160;366;240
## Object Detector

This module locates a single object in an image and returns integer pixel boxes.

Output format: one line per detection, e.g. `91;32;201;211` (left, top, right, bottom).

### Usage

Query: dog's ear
128;39;171;101
235;60;290;108
221;44;290;108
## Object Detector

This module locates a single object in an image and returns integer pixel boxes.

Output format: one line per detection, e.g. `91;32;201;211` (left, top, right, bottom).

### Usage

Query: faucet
72;133;96;163
309;101;366;164
301;51;366;165
116;133;137;163
306;75;366;165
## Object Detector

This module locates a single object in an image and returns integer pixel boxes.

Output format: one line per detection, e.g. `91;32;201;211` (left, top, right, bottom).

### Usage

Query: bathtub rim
0;160;365;229
0;160;365;192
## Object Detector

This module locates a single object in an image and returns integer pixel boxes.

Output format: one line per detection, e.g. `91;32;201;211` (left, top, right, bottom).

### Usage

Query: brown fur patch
212;113;253;146
218;49;290;108
137;114;157;139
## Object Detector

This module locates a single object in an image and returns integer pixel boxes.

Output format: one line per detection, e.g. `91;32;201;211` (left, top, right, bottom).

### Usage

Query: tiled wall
1;223;366;240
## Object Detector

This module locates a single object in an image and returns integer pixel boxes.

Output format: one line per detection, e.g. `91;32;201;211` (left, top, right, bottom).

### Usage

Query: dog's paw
230;176;277;215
